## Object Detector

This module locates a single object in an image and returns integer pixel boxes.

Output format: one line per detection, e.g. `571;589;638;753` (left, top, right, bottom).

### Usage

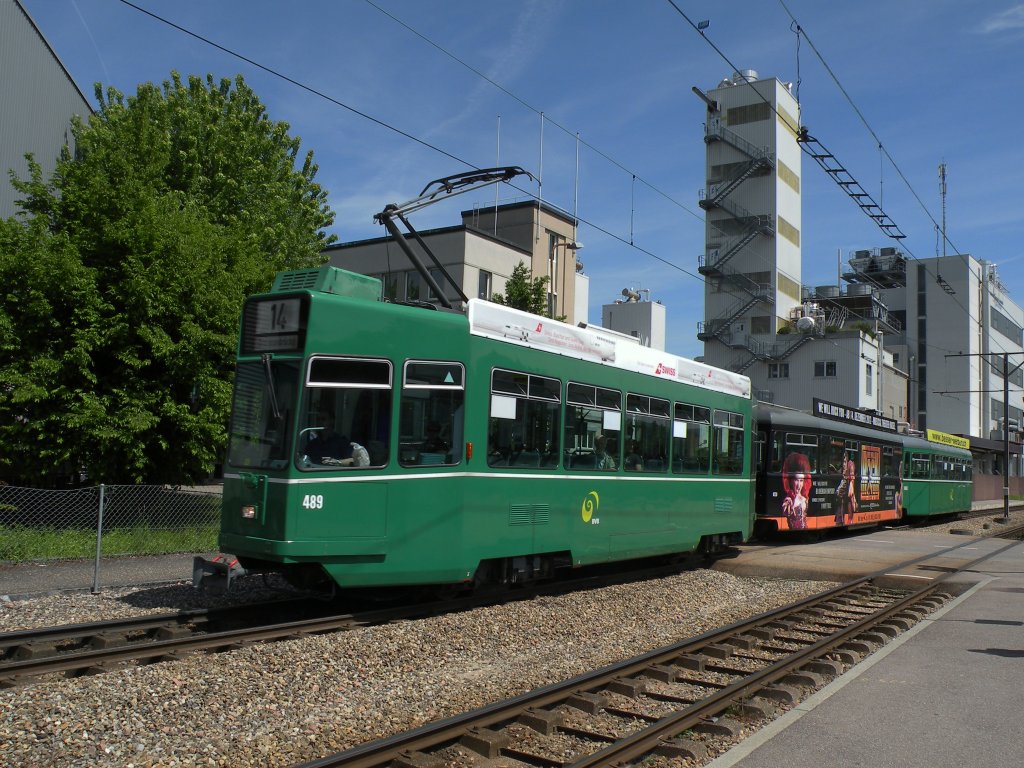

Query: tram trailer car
206;265;756;592
899;433;973;519
753;404;972;537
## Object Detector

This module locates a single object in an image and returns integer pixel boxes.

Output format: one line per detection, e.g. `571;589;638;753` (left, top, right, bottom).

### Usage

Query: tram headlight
241;504;257;519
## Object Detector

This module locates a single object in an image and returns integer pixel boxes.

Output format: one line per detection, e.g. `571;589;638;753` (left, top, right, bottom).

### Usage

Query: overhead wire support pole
946;350;1024;523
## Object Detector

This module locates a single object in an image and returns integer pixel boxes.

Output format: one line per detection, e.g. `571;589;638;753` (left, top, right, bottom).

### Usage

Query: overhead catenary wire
664;0;989;370
362;0;707;227
109;0;984;393
775;1;987;312
378;2;988;379
110;0;708;286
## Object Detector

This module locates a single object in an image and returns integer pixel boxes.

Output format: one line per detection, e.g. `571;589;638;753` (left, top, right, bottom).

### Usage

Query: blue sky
20;0;1024;359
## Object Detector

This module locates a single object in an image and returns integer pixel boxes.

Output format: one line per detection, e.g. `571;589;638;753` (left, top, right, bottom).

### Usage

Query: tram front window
226;360;300;470
298;356;393;470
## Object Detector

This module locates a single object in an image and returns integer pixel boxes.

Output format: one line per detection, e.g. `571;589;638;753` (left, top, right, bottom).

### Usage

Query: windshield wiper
261;353;282;422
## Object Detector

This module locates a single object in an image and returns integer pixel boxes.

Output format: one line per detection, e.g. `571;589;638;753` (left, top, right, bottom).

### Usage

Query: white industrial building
694;70;898;419
847;250;1024;473
694;69;1022;474
696;69;804;373
600;288;667;351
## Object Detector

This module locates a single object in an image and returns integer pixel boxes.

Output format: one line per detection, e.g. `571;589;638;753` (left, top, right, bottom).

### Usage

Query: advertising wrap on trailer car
754;404;904;533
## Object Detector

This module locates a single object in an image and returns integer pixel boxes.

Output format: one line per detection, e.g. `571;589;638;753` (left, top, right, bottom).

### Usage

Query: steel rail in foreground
570;535;1024;768
295;580;904;768
297;533;1024;768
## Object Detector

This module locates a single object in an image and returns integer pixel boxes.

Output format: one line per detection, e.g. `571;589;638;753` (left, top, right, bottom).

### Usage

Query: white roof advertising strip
467;300;751;399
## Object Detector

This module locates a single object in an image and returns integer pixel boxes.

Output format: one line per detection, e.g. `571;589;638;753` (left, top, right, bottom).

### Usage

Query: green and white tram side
899;433;973;518
213;266;755;591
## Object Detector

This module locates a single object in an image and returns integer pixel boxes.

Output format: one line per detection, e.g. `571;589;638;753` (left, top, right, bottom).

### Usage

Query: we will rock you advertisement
768;446;899;531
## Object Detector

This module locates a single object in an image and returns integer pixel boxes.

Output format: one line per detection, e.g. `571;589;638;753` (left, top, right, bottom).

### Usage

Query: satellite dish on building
796;316;816;333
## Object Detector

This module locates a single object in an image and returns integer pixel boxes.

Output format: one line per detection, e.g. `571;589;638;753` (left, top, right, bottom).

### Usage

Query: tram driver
305;410;355;466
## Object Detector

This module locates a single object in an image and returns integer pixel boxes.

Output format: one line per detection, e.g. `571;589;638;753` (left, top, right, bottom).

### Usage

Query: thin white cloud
977;5;1024;33
70;0;111;85
424;0;560;140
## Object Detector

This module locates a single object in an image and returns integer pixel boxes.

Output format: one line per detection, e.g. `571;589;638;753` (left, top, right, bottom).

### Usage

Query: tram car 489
201;265;757;593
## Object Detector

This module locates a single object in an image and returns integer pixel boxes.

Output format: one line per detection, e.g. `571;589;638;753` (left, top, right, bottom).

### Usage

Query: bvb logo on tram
581;491;600;525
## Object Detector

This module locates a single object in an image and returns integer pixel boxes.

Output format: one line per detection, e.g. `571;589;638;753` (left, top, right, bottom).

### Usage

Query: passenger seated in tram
594;434;616;471
623;440;644;472
305;410;355;466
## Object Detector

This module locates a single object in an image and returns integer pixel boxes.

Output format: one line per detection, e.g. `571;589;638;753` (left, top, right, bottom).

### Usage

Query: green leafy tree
491;261;550;315
0;73;336;485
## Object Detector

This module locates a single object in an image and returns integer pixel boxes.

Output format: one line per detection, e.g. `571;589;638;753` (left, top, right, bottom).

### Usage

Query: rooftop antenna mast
939;162;947;258
935;162;955;294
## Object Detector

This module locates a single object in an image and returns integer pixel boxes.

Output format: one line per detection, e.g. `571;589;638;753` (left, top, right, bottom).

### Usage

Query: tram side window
712;410;745;475
881;446;901;477
563;382;621;471
672;403;711;474
399;361;465;467
298;357;392;470
624;394;671;472
769;431;784;473
910;455;930;479
844;440;858;475
488;369;560;468
821;437;844;475
784;432;819;474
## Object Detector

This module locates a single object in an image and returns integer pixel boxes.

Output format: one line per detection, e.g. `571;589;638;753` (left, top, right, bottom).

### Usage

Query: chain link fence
0;484;222;567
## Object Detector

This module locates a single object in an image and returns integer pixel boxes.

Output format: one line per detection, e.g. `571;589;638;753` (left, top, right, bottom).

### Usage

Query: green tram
753;404;973;536
900;433;973;518
207;265;755;592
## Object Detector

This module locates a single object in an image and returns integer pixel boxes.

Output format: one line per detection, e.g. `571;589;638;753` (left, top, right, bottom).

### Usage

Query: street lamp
549;241;583;318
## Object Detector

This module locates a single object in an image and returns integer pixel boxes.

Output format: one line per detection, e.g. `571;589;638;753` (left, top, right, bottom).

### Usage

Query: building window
777;215;800;247
426;268;444;301
814;361;837;377
992;307;1024;345
726;102;770;126
768;363;789;379
406;271;422;301
866;363;873;395
777;159;800;192
378;273;399;300
478;270;492;300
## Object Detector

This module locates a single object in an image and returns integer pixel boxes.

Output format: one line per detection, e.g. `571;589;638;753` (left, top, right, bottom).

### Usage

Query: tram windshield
226;360;300;470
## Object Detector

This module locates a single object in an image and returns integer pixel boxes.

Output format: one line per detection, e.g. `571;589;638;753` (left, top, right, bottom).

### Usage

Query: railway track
293;523;1024;768
4;522;1020;694
0;558;708;688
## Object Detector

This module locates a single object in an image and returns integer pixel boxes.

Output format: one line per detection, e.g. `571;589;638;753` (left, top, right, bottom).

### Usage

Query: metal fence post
92;484;106;594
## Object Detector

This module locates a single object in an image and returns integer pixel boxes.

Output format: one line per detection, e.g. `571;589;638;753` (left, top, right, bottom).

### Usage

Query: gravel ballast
1;569;835;767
